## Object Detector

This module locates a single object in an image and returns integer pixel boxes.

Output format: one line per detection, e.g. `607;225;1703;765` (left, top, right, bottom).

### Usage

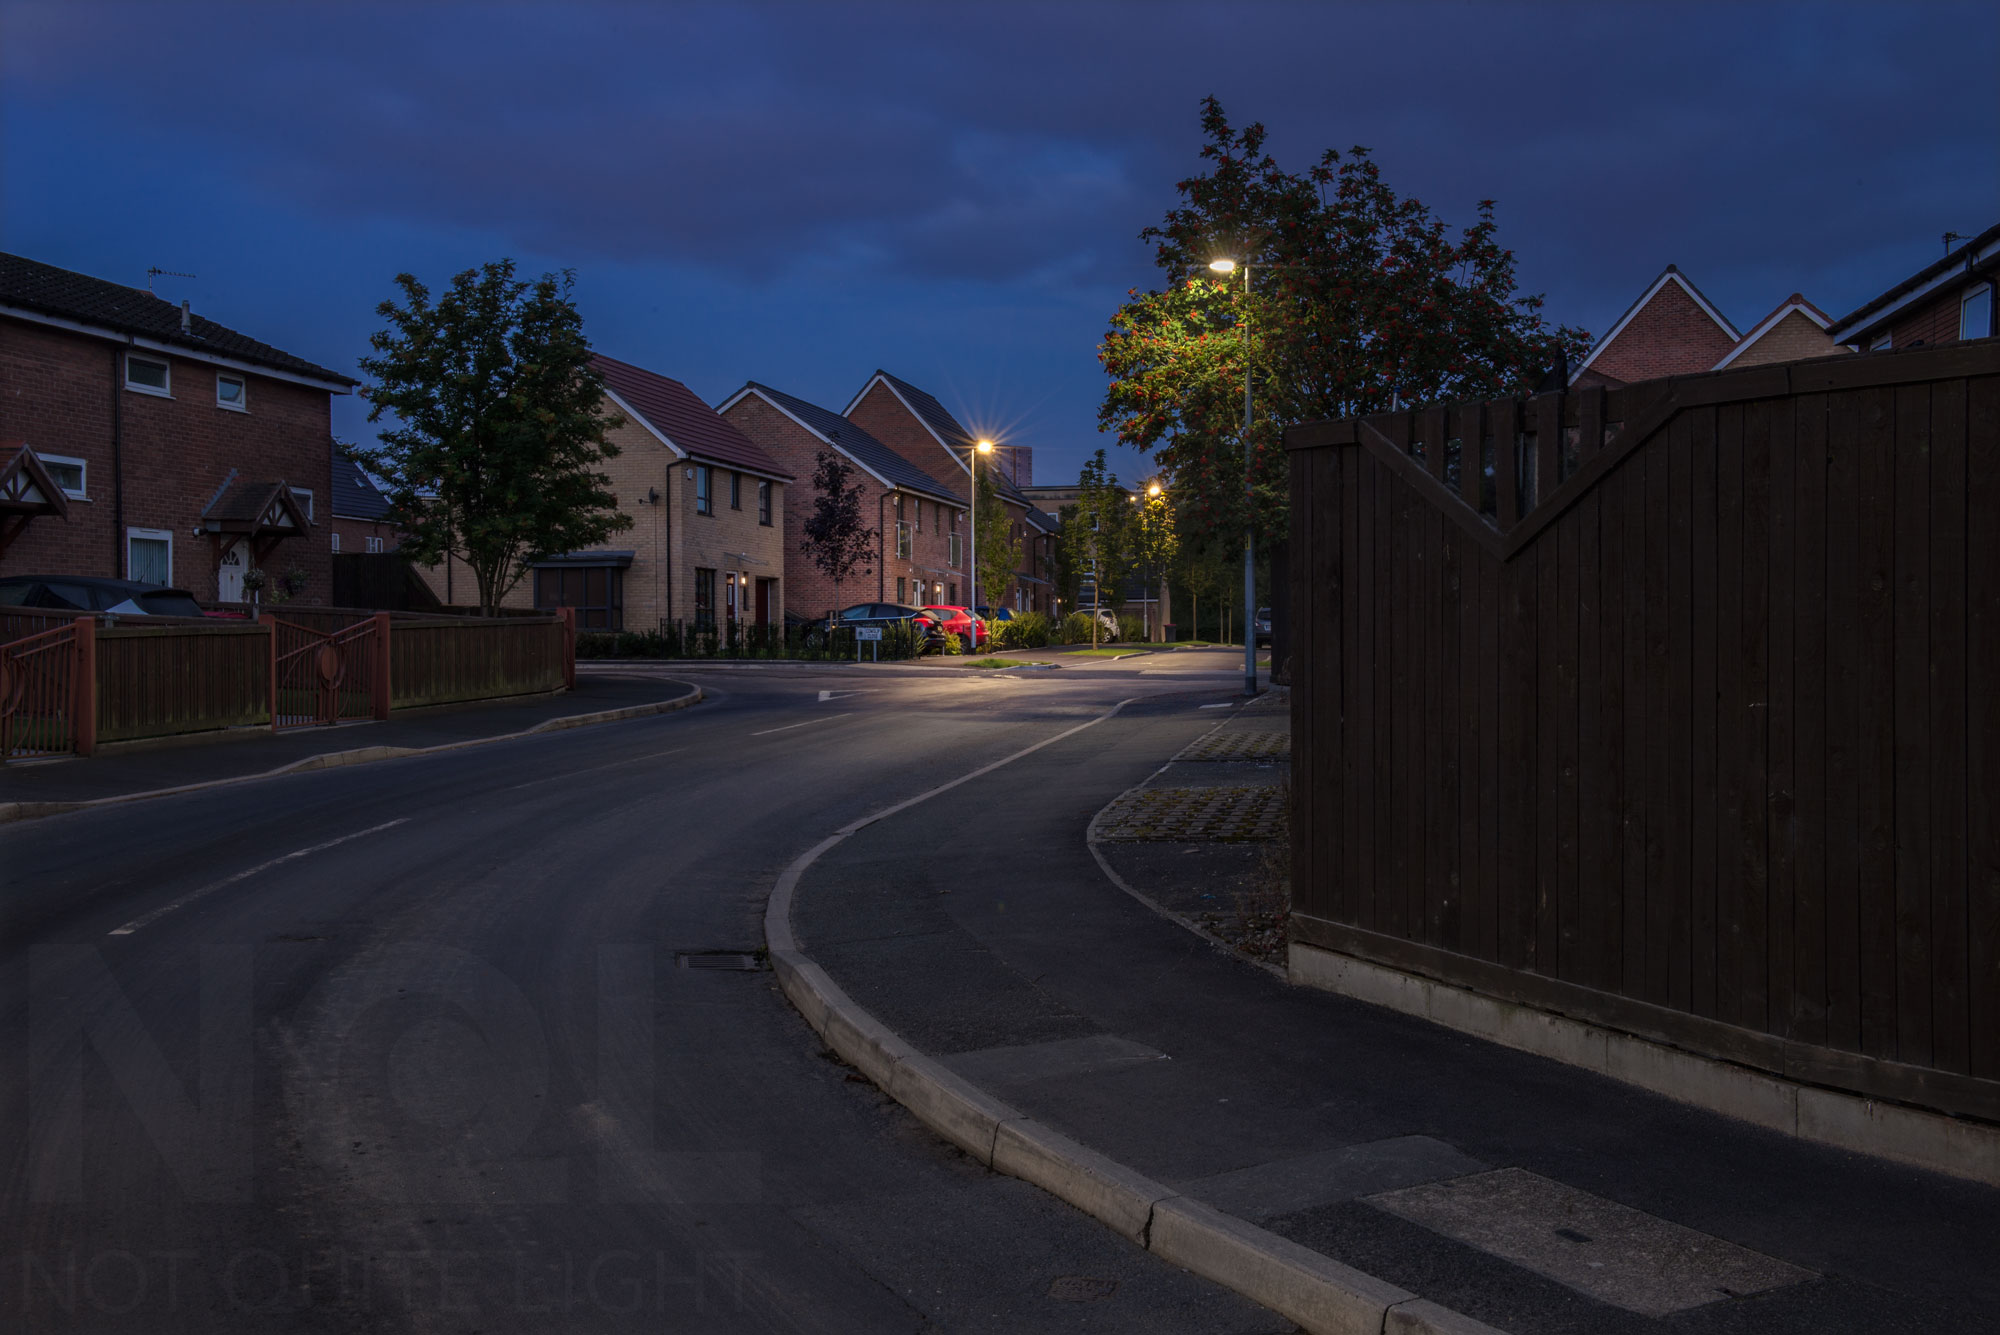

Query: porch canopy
201;479;312;564
0;442;72;558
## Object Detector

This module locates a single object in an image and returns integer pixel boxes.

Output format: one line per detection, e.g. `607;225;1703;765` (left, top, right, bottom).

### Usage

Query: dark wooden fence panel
390;615;566;709
95;624;269;742
1285;343;2000;1121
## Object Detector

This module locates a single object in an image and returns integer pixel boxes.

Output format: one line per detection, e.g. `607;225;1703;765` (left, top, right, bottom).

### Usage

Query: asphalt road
0;650;1269;1333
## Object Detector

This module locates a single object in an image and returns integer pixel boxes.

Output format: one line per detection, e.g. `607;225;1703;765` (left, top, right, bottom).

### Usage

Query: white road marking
107;818;411;935
1199;702;1236;709
752;713;851;737
507;747;686;790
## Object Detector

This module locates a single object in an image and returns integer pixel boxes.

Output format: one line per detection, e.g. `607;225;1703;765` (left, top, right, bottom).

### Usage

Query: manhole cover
675;951;766;971
1048;1275;1117;1302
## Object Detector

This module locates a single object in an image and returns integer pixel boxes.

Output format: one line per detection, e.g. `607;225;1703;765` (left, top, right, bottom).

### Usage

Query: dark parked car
0;575;216;618
1254;606;1272;648
802;602;938;647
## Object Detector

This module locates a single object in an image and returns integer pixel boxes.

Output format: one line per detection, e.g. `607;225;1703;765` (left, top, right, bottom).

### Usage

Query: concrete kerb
0;684;704;825
761;698;1510;1335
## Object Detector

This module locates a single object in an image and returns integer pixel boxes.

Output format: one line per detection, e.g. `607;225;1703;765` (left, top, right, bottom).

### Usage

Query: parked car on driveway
1254;607;1272;647
0;575;218;618
921;605;988;650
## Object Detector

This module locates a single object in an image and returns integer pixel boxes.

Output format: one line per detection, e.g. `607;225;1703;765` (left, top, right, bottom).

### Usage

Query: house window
216;373;248;411
948;582;957;604
896;521;911;558
290;487;314;522
693;566;716;628
125;354;170;396
40;453;88;500
949;532;961;568
330;531;341;553
1962;283;1994;341
894;493;905;521
365;536;385;553
695;465;712;515
126;527;172;585
915;499;922;533
758;480;771;526
730;471;741;510
896;576;906;603
534;564;624;630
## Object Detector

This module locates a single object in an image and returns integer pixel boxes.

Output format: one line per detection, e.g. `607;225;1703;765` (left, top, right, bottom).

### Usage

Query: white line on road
107;818;411;935
508;747;686;790
1199;702;1236;709
752;713;851;737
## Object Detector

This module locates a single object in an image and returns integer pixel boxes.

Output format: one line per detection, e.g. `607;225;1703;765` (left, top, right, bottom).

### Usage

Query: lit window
216;373;248;411
40;453;87;499
125;354;170;396
1962;283;1994;341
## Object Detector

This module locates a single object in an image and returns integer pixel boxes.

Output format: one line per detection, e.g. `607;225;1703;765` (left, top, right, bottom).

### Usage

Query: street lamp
1130;480;1167;642
970;439;994;617
1210;255;1257;695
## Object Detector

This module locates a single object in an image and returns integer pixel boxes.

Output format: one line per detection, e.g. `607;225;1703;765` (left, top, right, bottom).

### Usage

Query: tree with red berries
1099;97;1590;548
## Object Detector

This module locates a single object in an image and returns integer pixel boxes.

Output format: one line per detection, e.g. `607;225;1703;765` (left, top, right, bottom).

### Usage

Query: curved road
0;650;1269;1333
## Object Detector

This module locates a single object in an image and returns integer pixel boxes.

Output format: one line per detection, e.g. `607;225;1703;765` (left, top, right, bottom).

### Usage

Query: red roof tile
592;354;793;481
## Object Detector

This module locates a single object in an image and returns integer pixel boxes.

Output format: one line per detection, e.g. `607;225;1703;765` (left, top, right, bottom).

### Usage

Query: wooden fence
0;607;574;759
1285;342;2000;1120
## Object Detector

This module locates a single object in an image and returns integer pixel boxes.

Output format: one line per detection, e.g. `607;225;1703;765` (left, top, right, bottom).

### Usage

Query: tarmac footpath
771;692;2000;1335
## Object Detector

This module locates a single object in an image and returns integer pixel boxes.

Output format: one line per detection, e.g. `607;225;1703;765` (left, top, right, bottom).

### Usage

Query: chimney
180;300;191;336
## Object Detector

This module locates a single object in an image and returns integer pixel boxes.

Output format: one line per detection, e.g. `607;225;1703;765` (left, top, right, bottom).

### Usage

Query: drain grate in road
676;951;767;972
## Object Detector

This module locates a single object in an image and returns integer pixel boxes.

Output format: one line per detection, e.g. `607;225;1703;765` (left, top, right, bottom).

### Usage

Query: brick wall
1889;287;1972;351
669;452;789;629
0;318;336;604
1727;309;1847;369
1586;279;1739;386
330;516;398;553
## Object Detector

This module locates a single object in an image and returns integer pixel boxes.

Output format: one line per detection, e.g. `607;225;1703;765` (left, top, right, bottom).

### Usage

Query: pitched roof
1024;506;1059;534
728;382;966;505
1572;264;1741;384
591;354;792;481
0;251;355;387
850;369;1038;507
1711;293;1835;371
332;454;394;522
0;443;72;519
1827;220;2000;344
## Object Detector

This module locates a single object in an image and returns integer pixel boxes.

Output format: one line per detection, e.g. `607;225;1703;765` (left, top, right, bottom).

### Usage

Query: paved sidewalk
0;671;695;809
785;693;2000;1334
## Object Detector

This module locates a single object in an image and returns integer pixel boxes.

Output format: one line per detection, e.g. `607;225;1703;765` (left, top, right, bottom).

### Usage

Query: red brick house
1827;221;1998;351
1571;265;1742;389
718;382;966;618
1711;294;1843;371
331;455;398;555
841;370;1059;614
0;252;355;604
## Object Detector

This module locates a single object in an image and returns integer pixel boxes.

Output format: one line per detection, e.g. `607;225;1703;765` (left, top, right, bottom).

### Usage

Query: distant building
0;251;355;603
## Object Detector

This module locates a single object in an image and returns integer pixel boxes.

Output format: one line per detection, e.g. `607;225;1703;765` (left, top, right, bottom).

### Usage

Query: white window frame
329;531;341;552
125;526;174;584
39;452;89;500
216;372;249;412
290;487;314;522
1961;282;1994;342
365;535;384;553
125;353;171;397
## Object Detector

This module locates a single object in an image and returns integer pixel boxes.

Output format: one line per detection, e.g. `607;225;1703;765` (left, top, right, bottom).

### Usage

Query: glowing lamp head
1209;258;1238;274
976;439;995;454
1148;482;1163;498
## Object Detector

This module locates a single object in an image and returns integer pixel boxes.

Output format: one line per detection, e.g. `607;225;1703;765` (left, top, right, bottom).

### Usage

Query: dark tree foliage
356;259;628;614
799;449;878;611
1099;97;1592;545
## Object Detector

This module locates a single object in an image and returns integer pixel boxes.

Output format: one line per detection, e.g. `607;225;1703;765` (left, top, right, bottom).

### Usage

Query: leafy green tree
1173;532;1230;641
973;454;1020;613
1129;484;1178;639
1057;449;1133;646
799;448;878;614
357;260;629;615
1099;97;1592;550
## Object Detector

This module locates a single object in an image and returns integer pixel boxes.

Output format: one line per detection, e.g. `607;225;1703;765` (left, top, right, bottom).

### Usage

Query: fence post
558;607;576;690
261;612;278;732
72;614;96;757
372;611;393;720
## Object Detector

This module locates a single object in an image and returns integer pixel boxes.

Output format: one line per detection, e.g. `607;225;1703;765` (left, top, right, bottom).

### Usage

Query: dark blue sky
4;2;1994;486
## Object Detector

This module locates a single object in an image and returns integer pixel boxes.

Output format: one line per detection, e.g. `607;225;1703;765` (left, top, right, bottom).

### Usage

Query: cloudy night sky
4;1;1994;487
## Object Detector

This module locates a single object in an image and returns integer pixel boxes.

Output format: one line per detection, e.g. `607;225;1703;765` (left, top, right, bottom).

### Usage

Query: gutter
1827;229;2000;344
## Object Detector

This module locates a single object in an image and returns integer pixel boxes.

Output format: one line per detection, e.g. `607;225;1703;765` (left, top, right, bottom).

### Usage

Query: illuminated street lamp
1210;255;1257;695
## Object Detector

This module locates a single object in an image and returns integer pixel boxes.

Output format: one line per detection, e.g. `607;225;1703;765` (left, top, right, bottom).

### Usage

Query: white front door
217;540;249;602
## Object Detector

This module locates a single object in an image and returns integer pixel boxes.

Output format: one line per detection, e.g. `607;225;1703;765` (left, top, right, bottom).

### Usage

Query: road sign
855;627;884;641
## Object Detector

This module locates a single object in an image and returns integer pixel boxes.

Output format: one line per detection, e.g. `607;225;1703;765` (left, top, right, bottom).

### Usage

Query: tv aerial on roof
145;266;197;293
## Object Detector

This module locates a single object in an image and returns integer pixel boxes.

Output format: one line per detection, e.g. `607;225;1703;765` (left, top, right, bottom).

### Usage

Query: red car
921;605;988;649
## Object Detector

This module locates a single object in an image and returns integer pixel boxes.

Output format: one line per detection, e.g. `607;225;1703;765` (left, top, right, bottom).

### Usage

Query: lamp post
969;439;993;617
1209;257;1257;695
